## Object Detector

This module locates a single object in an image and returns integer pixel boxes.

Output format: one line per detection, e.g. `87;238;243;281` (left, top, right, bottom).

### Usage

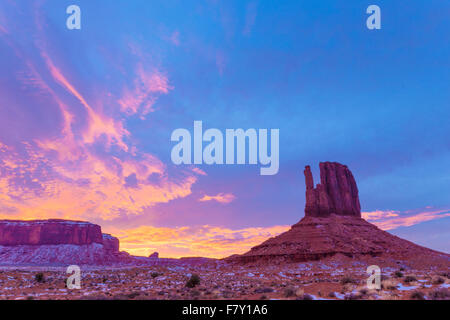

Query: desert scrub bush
186;274;201;288
151;272;160;279
358;287;369;295
410;291;425;300
327;292;336;298
344;292;363;300
127;292;141;299
190;290;201;297
432;276;445;285
283;288;295;298
254;287;273;293
394;271;404;278
296;293;313;300
34;273;45;283
403;275;417;283
429;288;450;300
340;275;358;285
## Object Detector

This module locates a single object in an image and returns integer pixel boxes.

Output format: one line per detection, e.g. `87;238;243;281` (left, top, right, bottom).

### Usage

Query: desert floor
0;258;449;300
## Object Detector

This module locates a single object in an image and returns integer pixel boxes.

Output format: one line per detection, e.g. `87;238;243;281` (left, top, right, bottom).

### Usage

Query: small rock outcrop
304;162;361;217
102;233;120;253
149;252;159;259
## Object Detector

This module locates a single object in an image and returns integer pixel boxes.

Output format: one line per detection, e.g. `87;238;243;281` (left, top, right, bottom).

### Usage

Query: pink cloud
169;31;180;46
363;208;450;231
0;9;197;221
199;193;236;204
362;210;399;220
118;64;172;117
191;167;207;176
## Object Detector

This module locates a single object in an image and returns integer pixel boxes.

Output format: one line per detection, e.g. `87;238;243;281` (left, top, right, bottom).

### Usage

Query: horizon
0;0;449;258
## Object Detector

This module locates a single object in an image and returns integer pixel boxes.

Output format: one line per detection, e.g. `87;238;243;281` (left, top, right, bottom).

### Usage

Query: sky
0;0;449;257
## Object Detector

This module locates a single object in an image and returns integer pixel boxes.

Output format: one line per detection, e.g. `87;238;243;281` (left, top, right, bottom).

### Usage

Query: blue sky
0;0;449;256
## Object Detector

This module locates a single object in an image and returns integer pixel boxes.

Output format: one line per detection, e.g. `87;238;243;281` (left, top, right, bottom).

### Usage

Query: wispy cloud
362;210;399;220
199;193;236;204
363;208;450;230
118;63;172;118
0;3;197;221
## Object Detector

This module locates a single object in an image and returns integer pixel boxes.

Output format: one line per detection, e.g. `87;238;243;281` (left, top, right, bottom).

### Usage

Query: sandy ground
0;259;448;300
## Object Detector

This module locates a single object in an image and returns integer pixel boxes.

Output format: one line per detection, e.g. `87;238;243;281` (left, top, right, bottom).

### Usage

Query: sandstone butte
0;219;132;265
228;162;450;266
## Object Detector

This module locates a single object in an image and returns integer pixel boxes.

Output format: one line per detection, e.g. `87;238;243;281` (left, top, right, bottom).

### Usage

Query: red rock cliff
0;219;103;246
304;162;361;217
102;233;120;253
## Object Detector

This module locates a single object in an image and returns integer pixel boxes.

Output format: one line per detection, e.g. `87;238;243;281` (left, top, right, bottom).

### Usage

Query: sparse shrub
394;271;404;278
300;294;314;300
26;296;34;300
254;287;273;294
284;288;295;298
344;293;362;300
403;276;417;283
34;273;45;283
127;292;140;299
359;287;369;295
327;292;336;298
429;288;450;300
151;272;160;279
432;277;445;285
340;275;358;285
259;295;267;300
186;274;201;288
296;293;313;300
410;291;425;300
190;290;200;297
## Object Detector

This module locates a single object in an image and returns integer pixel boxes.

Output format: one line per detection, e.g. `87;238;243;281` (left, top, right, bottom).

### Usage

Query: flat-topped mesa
304;162;361;218
0;219;103;246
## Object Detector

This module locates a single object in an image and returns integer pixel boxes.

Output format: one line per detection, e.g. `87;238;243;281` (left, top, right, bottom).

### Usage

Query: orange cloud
0;16;196;222
109;224;291;258
199;193;236;204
